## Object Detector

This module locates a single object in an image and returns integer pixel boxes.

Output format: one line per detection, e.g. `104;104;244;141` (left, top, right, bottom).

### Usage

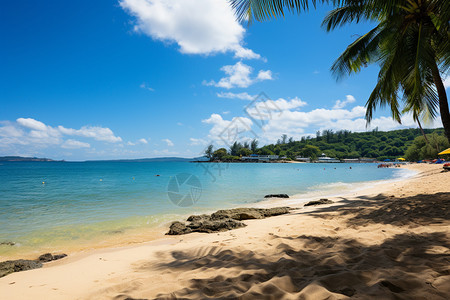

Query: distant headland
0;156;60;162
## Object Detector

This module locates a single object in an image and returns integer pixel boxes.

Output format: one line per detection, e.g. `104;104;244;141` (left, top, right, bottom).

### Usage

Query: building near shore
316;153;341;163
241;154;279;162
295;156;311;162
342;158;377;163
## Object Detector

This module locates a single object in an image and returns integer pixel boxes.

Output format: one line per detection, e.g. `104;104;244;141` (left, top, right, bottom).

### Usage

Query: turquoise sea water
0;161;411;259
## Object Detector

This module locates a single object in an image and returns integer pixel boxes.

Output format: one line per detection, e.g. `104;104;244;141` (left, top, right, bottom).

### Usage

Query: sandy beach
1;164;449;299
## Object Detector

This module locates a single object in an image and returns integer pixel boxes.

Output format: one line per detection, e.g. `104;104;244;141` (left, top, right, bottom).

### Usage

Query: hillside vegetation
207;128;448;162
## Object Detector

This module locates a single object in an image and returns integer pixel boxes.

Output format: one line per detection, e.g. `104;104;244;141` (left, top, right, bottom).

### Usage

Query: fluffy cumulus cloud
0;118;122;153
202;94;440;144
202;113;254;144
120;0;260;59
204;62;273;89
333;95;356;109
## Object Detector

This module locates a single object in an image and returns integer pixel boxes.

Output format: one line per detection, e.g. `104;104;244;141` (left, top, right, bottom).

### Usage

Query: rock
264;194;289;198
212;208;265;220
212;207;291;221
263;207;291;217
167;207;291;235
38;253;67;262
186;214;210;222
304;199;334;206
167;221;192;235
0;260;42;278
0;241;15;246
53;254;68;260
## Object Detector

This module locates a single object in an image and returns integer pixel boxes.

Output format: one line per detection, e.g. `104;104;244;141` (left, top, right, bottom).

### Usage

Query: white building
317;153;341;163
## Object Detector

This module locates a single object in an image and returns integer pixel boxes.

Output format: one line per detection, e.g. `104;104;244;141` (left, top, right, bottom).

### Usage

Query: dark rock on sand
0;241;15;246
38;253;67;262
0;253;68;278
167;221;192;235
0;259;42;278
264;194;289;198
304;199;334;206
167;218;245;235
167;207;291;235
212;207;291;221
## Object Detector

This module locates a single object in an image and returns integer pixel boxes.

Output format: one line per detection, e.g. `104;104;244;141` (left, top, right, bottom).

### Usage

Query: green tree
405;133;450;160
250;139;259;152
238;147;252;157
302;145;321;160
229;141;243;156
212;148;228;161
204;144;214;161
230;0;450;142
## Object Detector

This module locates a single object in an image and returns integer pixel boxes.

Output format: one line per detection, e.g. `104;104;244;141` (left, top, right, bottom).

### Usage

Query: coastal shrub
405;134;449;161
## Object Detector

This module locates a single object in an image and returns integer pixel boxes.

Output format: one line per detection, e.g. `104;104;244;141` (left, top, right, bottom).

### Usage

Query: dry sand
1;164;449;299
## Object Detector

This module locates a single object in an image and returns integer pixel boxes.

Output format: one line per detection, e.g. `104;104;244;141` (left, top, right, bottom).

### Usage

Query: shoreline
1;164;448;299
0;164;415;261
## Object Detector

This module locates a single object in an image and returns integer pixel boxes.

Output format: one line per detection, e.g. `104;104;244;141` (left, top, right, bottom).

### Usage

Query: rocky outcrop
0;241;15;246
0;259;42;278
0;253;68;278
264;194;289;198
304;199;334;206
167;207;291;235
38;253;68;262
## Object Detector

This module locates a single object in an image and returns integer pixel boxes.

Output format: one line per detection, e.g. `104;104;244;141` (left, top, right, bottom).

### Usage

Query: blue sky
1;0;447;160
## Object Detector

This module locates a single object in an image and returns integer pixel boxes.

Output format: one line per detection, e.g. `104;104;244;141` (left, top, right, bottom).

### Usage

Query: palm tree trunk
417;119;429;143
430;61;450;143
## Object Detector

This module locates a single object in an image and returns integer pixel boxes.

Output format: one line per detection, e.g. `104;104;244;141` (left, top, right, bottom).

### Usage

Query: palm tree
230;0;450;141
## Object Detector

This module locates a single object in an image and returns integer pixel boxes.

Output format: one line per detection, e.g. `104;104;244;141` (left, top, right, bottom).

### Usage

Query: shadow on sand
120;192;450;299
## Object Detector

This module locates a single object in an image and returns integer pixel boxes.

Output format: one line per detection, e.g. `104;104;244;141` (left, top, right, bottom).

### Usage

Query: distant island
0;156;207;162
0;156;59;162
87;157;207;162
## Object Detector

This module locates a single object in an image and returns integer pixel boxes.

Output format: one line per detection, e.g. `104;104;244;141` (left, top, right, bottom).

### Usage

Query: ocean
0;161;413;259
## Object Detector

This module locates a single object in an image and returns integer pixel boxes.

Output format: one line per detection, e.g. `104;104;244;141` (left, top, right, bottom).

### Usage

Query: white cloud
256;70;273;81
202;113;254;144
204;62;273;89
17;118;48;131
245;97;308;121
162;138;174;146
217;92;256;100
62;139;90;149
58;125;122;143
127;141;136;146
140;82;155;91
138;138;148;144
202;94;441;144
120;0;260;59
333;95;356;109
189;138;208;146
0;118;122;153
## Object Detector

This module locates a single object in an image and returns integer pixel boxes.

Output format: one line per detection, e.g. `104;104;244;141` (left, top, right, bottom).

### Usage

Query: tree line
205;128;449;162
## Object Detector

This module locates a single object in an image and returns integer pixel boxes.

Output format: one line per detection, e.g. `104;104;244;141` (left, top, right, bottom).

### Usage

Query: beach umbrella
438;148;450;155
383;159;391;162
397;158;406;161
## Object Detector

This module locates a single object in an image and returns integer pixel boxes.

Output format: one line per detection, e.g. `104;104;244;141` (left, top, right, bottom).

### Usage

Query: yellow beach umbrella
397;158;406;161
438;148;450;155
